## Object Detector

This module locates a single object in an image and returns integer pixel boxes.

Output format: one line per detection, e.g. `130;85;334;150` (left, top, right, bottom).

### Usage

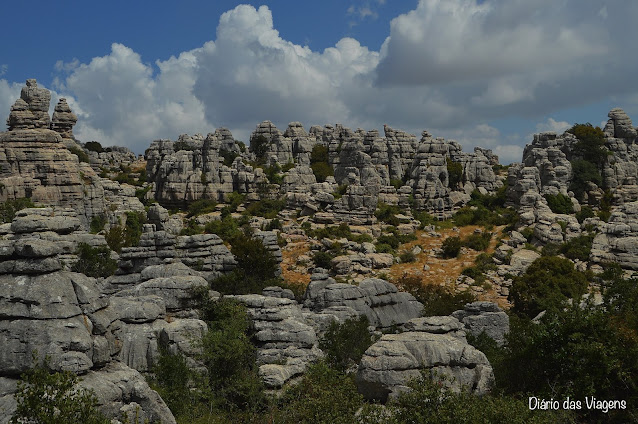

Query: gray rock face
50;98;77;140
591;201;638;269
232;294;323;389
6;79;51;130
303;273;423;329
145;131;254;209
452;302;510;346
356;316;494;402
113;226;236;286
78;362;176;424
0;81;145;228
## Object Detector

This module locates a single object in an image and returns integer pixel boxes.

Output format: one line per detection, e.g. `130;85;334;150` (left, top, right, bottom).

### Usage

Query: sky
1;0;637;164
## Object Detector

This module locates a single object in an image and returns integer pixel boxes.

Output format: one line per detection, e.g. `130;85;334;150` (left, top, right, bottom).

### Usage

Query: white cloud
0;65;7;77
0;79;23;127
535;118;571;135
53;43;209;152
376;0;608;85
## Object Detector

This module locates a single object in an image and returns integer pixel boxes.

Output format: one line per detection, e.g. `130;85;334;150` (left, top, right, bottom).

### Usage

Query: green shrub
377;370;575;424
211;233;279;294
197;297;266;412
243;198;286;219
227;191;245;212
394;274;476;316
151;347;194;418
187;198;218;217
68;146;90;163
250;135;269;163
374;202;402;226
71;243;117;278
134;185;153;207
310;145;333;183
390;178;403;190
560;233;594;261
509;256;588;318
569;159;602;200
375;243;394;254
319;316;374;372
446;157;463;189
544;193;574;214
441;236;462;258
105;211;147;253
454;205;518;227
461;252;497;285
333;184;348;199
312;251;334;269
492;300;638;423
569;123;607;164
399;250;417;263
462;231;492;251
271;361;364;424
11;356;110;424
0;197;36;223
84;141;104;153
89;214;107;234
222;150;239;167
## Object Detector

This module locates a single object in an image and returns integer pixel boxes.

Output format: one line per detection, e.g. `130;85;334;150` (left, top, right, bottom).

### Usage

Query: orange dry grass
281;241;312;287
388;225;506;305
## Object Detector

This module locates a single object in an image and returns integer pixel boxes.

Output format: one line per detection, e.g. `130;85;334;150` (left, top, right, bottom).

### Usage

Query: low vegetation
71;242;117;278
0;197;36;223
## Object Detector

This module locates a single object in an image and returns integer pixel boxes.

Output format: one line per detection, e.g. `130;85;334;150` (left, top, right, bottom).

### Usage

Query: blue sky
2;0;637;164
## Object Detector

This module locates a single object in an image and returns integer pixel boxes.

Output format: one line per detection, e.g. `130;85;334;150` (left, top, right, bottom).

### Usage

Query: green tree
446;157;463;189
441;236;462;258
250;135;269;163
568;123;607;164
544;193;573;214
509;256;588;318
310;145;334;183
569;159;602;200
84;141;104;153
319;316;374;372
0;198;36;223
71;243;117;278
11;357;110;424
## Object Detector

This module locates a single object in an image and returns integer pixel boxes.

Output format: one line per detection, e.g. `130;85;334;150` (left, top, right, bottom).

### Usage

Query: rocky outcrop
591;201;638;269
303;272;423;329
6;79;50;130
110;225;237;289
50;98;77;140
232;293;323;389
452;302;509;346
356;316;494;402
0;80;145;228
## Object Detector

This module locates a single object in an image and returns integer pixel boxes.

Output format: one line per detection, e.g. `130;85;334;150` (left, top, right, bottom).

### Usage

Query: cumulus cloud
376;0;609;85
52;43;209;152
0;79;22;126
535;118;571;135
436;123;523;164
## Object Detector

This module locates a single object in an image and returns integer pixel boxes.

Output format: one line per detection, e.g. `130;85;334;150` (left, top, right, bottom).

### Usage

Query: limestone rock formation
303;272;423;329
356;316;494;402
50;98;77;140
6;79;50;130
0;80;145;228
452;302;510;346
591;201;638;269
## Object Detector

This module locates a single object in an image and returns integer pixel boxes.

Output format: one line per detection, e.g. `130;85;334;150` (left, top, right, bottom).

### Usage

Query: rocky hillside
0;79;637;423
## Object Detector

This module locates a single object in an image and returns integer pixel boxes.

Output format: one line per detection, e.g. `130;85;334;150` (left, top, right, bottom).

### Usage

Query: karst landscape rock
0;79;637;423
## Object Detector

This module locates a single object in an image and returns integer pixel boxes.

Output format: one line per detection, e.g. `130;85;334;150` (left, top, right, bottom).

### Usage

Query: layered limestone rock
108;225;237;291
0;80;144;228
591;201;638;269
0;213;180;422
50;98;77;140
6;79;50;130
356;316;494;402
508;108;638;210
452;302;509;346
231;293;323;389
145;131;265;208
303;272;423;329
